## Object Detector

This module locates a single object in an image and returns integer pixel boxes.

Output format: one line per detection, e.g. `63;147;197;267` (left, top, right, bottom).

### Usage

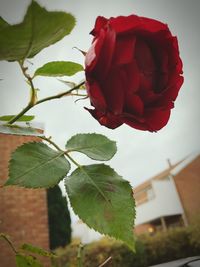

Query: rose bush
85;15;184;131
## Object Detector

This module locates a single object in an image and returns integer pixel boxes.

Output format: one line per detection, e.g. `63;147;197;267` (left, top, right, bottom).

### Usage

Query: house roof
171;152;200;176
134;152;199;193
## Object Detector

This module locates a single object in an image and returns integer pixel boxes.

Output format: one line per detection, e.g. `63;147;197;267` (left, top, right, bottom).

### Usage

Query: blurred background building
134;153;200;235
0;131;50;267
72;153;200;242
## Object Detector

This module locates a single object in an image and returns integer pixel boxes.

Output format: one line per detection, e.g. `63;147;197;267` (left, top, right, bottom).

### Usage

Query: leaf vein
11;151;66;183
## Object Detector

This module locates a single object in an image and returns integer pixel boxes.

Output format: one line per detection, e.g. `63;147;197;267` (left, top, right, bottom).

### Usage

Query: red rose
85;15;183;131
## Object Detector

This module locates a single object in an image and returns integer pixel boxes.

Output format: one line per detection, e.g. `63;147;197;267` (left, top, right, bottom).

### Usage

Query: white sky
0;0;200;191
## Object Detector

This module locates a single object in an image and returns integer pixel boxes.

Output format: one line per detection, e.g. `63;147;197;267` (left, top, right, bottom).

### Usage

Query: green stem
8;81;85;125
39;136;81;168
39;136;63;152
77;243;84;267
70;93;87;97
65;152;81;168
0;234;18;254
35;81;85;105
8;62;36;124
7;103;33;124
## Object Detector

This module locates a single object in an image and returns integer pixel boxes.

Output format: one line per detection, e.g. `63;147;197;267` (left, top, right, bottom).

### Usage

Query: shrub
140;227;193;265
52;238;146;267
52;223;200;267
47;185;71;250
188;216;200;255
84;238;146;267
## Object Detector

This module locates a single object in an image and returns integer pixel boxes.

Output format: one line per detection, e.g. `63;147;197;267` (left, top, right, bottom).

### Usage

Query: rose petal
124;60;140;93
86;80;107;111
123;107;171;131
90;16;108;36
109;15;169;34
144;108;171;131
123;116;147;131
159;36;183;74
94;27;116;79
125;94;144;115
109;15;141;34
103;68;126;115
112;36;136;65
140;17;170;34
155;72;169;93
85;108;122;129
135;38;156;72
85;29;106;72
163;74;184;101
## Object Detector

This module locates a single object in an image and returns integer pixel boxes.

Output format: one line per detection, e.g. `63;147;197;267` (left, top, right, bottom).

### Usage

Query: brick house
134;153;200;235
0;132;50;267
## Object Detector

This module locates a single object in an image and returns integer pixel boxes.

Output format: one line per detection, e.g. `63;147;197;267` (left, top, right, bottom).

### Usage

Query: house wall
173;155;200;223
135;179;184;226
134;223;153;235
0;133;50;267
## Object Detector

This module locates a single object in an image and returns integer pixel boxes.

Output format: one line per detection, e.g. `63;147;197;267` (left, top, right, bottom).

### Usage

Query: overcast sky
0;0;200;191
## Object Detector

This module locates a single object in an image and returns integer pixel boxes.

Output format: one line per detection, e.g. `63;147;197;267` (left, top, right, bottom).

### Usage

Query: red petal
125;94;144;115
170;37;183;73
163;74;184;101
85;29;106;72
85;108;122;129
109;15;169;34
86;80;107;111
90;16;108;36
158;36;183;74
109;15;141;34
123;108;171;131
135;38;156;72
123;116;147;131
124;60;140;93
140;16;170;33
103;68;126;115
94;27;116;79
144;108;171;131
112;36;136;65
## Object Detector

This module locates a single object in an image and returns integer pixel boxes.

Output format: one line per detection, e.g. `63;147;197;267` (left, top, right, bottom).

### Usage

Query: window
135;185;155;205
147;187;154;200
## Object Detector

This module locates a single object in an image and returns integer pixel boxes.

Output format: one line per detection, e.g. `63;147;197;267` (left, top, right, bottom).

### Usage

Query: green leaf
16;254;43;267
58;79;76;88
5;142;70;188
34;61;83;77
0;124;43;137
66;133;117;161
0;115;35;122
0;1;75;61
65;164;135;250
0;17;9;28
21;243;55;258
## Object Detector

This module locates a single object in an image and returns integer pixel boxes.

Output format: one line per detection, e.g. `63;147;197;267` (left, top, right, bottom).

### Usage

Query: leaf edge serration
65;163;135;251
5;141;70;189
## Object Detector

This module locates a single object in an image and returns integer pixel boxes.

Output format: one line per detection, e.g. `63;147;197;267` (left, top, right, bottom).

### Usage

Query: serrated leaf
66;133;117;161
0;115;34;122
21;243;55;258
65;164;135;250
34;61;83;77
0;124;43;136
0;1;75;61
16;254;43;267
5;142;70;188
